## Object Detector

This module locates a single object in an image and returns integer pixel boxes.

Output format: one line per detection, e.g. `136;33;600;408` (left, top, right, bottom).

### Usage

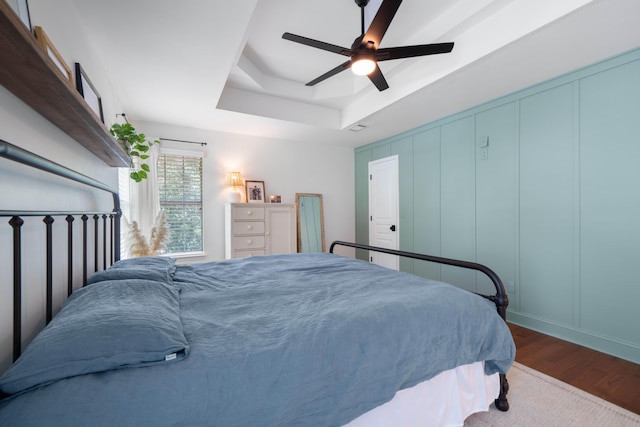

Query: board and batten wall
355;47;640;363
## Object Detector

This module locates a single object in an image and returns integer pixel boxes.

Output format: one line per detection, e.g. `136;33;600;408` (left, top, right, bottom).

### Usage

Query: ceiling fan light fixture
282;0;454;91
351;58;376;76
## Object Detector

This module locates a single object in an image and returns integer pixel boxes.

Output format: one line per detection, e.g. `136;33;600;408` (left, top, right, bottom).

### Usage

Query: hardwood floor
508;323;640;415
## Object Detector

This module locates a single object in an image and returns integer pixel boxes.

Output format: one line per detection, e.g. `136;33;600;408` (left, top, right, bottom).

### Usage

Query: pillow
110;256;176;275
0;280;189;395
86;267;172;285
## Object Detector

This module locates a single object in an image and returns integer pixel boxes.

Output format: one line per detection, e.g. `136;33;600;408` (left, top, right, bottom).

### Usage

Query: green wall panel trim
508;312;640;365
578;59;640;345
440;116;476;292
371;144;391;161
354;149;372;261
354;47;640;154
412;128;441;280
519;83;576;325
391;137;415;273
475;102;518;297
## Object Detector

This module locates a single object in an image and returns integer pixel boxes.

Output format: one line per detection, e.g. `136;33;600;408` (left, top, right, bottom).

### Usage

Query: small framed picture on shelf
245;180;265;203
269;195;282;203
75;63;104;122
34;26;72;84
6;0;32;31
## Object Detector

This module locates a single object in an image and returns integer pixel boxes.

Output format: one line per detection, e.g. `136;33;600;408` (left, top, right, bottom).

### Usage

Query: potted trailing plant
109;122;158;182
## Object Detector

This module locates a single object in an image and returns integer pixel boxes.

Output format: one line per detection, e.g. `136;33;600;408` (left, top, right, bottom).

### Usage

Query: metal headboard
0;139;122;362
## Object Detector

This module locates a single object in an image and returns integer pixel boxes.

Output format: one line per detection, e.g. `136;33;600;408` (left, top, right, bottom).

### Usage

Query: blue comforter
0;253;515;426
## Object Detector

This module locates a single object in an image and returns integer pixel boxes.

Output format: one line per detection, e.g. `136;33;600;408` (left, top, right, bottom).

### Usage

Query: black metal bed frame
330;241;510;411
1;139;509;412
0;140;121;363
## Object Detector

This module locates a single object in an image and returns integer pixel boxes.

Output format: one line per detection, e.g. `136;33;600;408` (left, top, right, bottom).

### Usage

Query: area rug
464;362;640;426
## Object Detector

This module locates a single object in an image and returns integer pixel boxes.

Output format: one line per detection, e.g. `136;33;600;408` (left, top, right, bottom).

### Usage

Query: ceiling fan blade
306;60;352;86
375;42;454;61
361;0;402;48
283;32;352;56
367;66;389;91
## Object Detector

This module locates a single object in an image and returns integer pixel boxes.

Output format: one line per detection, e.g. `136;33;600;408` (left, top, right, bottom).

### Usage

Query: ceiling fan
282;0;454;91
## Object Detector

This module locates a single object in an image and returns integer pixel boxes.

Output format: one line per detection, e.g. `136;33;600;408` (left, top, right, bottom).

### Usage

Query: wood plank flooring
508;323;640;415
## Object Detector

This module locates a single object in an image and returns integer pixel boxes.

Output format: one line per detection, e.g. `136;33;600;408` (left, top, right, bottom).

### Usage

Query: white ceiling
72;0;640;147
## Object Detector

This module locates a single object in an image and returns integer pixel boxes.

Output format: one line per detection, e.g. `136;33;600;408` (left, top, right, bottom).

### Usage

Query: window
157;152;203;255
118;167;131;258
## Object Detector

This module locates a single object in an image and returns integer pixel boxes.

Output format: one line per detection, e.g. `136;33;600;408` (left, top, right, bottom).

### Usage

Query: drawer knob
247;210;253;216
247;239;252;245
247;225;253;230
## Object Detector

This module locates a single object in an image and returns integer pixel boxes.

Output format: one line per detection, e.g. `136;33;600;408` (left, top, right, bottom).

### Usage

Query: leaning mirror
295;193;325;253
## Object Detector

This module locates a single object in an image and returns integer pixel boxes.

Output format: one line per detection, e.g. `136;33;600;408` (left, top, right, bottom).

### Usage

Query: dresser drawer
233;221;265;236
232;206;265;220
233;235;265;250
233;249;265;258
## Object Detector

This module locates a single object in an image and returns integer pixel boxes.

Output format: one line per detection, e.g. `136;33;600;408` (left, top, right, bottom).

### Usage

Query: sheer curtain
126;139;160;251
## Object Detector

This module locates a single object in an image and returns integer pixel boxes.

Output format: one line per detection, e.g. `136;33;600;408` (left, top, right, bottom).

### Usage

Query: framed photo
75;63;104;122
245;180;265;203
34;26;72;84
6;0;32;31
269;195;282;203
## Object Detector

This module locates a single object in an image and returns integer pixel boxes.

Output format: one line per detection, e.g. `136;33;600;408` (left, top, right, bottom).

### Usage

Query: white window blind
157;153;203;254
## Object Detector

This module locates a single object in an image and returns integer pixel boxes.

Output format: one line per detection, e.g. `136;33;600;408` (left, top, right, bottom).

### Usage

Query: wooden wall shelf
0;2;129;167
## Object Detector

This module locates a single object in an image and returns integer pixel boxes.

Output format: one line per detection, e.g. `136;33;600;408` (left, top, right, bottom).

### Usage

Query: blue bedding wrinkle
0;280;188;395
0;253;514;427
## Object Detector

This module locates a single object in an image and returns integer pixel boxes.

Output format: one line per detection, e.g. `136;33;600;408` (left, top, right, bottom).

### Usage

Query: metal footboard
329;240;511;411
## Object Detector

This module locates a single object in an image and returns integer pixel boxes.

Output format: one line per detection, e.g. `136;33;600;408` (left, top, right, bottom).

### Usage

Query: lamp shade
226;171;243;188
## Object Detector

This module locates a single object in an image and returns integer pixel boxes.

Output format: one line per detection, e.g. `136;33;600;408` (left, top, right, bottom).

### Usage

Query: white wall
0;0;122;373
135;120;356;263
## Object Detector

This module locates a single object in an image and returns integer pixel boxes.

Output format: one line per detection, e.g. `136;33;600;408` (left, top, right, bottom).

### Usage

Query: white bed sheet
345;361;500;427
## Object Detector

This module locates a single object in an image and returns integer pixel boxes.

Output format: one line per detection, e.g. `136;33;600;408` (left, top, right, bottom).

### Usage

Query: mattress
347;361;499;427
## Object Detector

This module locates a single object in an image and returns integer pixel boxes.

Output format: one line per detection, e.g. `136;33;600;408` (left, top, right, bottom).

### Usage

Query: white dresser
224;203;297;259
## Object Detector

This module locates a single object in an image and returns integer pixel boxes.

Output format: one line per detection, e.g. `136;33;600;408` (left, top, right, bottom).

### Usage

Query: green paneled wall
440;117;476;292
519;84;576;325
579;60;640;346
413;128;441;280
354;48;640;363
354;149;372;261
475;103;518;297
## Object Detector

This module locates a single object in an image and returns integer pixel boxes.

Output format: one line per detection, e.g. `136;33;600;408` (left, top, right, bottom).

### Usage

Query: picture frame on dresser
75;63;104;122
34;26;73;84
246;180;265;203
270;195;282;203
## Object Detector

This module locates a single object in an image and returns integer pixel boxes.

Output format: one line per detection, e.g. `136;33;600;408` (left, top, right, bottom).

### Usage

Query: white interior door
369;155;399;270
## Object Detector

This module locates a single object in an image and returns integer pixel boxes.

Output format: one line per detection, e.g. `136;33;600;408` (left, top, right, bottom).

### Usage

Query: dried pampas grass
124;211;171;257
